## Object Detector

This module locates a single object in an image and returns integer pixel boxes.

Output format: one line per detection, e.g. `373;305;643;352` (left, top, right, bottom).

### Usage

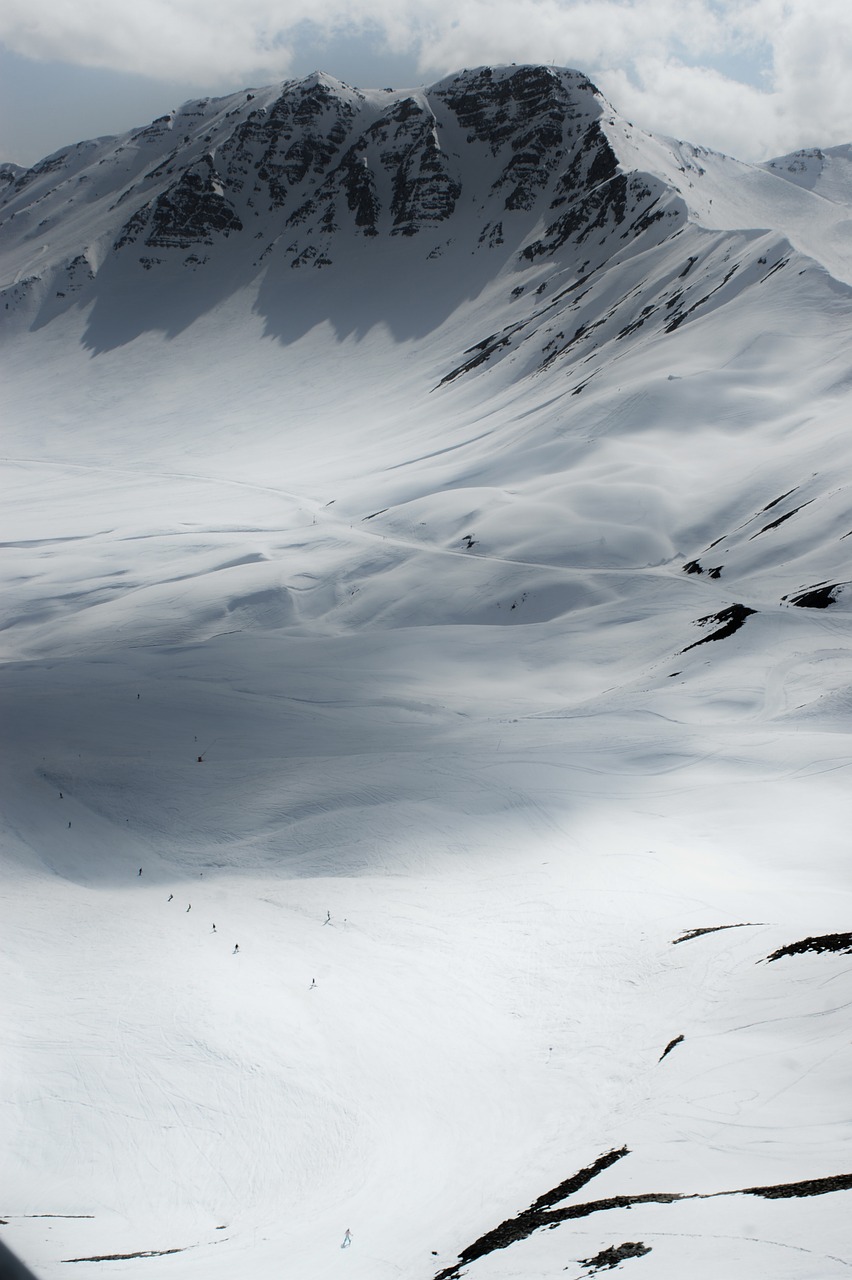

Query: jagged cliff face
0;67;682;320
5;62;849;402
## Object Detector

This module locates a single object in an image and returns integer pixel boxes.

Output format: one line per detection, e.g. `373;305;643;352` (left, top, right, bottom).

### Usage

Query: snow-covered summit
2;63;850;360
762;142;852;198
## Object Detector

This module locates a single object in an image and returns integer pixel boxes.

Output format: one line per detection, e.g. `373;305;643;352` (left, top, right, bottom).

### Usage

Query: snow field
3;77;852;1276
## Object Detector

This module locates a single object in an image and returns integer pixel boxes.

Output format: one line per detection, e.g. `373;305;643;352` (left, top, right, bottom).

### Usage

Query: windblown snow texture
1;63;852;1280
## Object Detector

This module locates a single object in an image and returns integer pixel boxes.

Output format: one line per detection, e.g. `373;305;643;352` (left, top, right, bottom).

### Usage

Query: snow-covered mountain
2;65;852;1280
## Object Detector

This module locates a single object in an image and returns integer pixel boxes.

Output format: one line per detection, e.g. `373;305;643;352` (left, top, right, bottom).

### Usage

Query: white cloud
1;0;850;158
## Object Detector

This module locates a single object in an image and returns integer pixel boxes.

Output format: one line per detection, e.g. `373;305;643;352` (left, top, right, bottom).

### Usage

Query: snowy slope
1;64;852;1280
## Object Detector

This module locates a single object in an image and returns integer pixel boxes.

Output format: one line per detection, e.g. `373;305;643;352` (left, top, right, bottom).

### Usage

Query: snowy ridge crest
0;64;850;361
0;65;707;326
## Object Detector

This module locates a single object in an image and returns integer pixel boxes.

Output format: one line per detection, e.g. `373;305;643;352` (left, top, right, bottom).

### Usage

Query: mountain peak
1;62;850;348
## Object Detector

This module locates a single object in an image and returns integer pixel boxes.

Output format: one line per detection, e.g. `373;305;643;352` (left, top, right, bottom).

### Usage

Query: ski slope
1;64;852;1280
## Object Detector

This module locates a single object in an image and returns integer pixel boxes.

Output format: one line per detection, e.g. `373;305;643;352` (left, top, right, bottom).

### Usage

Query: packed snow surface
1;64;852;1280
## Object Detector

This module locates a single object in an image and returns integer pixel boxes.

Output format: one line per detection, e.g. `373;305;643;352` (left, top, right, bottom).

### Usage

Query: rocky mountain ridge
4;64;848;343
3;65;851;624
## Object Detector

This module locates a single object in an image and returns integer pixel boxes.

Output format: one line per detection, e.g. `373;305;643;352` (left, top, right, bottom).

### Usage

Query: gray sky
2;1;850;166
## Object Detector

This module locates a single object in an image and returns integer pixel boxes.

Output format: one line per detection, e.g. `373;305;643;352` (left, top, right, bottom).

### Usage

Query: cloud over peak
2;0;850;160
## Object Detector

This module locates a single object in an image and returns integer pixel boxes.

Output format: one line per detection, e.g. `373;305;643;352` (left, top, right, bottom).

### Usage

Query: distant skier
168;894;173;902
324;910;331;925
186;903;191;912
233;944;239;954
59;792;63;799
212;924;216;932
341;1229;352;1249
309;978;316;990
138;867;142;877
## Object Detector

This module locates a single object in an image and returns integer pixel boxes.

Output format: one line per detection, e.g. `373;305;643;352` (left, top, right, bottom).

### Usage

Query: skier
341;1229;352;1249
186;903;191;912
324;910;331;925
212;924;216;933
309;978;316;990
59;792;63;799
168;894;173;902
233;944;239;954
138;867;142;877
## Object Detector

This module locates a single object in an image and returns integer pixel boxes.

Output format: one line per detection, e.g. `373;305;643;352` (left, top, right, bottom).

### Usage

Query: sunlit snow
2;65;852;1280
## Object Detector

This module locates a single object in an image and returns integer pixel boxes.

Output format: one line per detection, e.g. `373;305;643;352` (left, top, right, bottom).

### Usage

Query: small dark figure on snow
138;867;142;877
186;903;191;912
59;792;63;799
309;978;316;990
212;924;216;932
168;894;173;902
341;1229;352;1249
233;944;239;954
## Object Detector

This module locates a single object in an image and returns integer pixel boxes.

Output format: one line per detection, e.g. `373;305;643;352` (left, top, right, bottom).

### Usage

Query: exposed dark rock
434;1148;629;1280
0;162;27;192
117;157;243;250
339;151;380;233
766;932;852;962
62;1247;185;1263
219;77;356;210
659;1034;684;1061
580;1241;651;1272
785;582;845;608
112;205;150;250
479;221;504;247
523;174;629;259
389;120;461;235
681;603;755;651
759;488;797;513
434;1160;852;1279
742;1173;852;1198
616;304;656;340
438;65;593;155
666;263;740;332
529;1149;631;1213
759;256;788;281
552;122;619;205
15;152;69;192
673;923;761;945
437;321;527;385
750;499;813;538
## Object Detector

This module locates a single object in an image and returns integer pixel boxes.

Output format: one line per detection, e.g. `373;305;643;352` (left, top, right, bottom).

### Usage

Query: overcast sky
2;0;850;166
